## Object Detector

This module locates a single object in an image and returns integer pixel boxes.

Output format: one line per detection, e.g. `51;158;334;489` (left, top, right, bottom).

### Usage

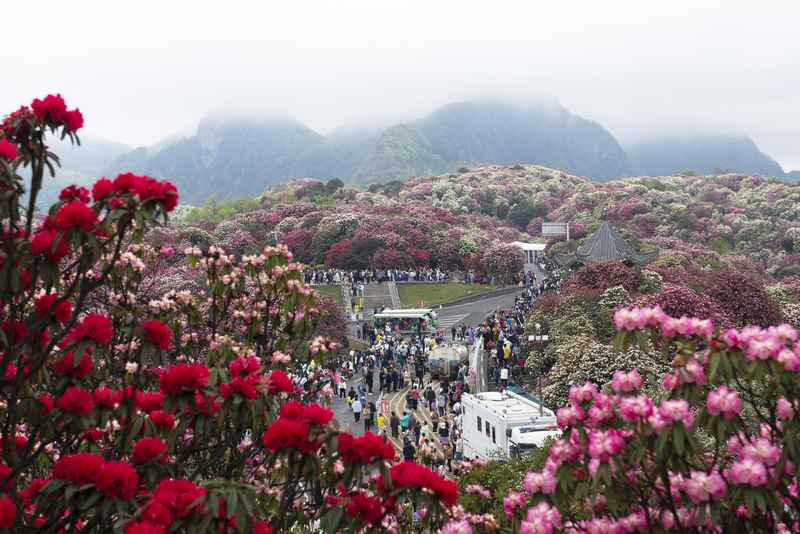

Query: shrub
572;261;642;293
700;269;782;327
478;242;524;285
0;95;458;532
519;307;800;532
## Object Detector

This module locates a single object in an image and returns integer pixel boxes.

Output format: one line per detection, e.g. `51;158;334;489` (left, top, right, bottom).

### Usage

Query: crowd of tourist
301;261;565;476
303;268;451;286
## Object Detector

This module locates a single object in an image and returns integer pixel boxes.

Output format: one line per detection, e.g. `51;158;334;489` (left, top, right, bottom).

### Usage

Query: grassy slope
397;283;497;307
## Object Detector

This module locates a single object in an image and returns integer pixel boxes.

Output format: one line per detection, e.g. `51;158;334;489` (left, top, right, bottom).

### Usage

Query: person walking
352;397;363;423
400;411;411;433
363;402;373;433
390;411;400;439
377;411;385;435
402;438;416;461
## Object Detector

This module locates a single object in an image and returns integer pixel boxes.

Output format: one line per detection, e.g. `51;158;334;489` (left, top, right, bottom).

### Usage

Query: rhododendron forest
3;92;800;534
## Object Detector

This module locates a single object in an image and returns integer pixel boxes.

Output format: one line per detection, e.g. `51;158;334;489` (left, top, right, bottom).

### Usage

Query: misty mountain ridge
628;133;786;178
104;100;795;204
31;136;130;207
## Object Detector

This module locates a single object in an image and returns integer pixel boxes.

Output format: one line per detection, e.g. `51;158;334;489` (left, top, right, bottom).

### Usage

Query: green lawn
397;283;498;307
314;285;342;304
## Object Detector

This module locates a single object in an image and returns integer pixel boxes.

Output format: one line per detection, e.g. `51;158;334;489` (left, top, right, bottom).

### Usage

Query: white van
460;390;561;461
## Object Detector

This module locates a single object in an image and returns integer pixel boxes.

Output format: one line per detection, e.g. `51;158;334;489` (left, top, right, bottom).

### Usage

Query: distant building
512;241;547;264
556;209;657;267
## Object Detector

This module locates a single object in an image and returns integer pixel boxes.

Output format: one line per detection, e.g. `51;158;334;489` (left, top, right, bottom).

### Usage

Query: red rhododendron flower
253;521;273;534
37;393;55;414
31;229;70;262
59;185;90;202
54;200;97;231
113;172;143;193
159;364;210;396
140;500;172;526
63;108;84;132
35;294;73;322
345;491;386;525
0;434;28;455
57;386;95;416
219;375;260;400
31;94;67;121
135;391;165;413
92;178;115;201
229;355;260;377
1;320;28;344
279;400;305;420
69;313;114;345
94;386;120;409
190;392;220;416
133;177;179;212
338;432;395;464
267;370;294;395
152;478;207;519
53;452;104;485
262;418;318;453
389;461;459;506
160;181;179;212
142;320;172;350
124;521;166;534
133;437;167;464
0;494;15;529
82;427;104;443
20;478;48;505
0;139;16;162
54;350;93;378
96;460;139;499
149;410;175;430
301;404;334;427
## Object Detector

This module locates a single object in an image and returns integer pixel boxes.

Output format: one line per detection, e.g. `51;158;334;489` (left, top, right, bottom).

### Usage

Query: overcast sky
2;0;798;169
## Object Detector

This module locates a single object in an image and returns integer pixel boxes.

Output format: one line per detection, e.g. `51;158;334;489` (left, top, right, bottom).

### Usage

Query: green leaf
320;506;345;533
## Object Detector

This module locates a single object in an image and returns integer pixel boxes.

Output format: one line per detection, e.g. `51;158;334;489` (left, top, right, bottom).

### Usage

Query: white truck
460;390;561;461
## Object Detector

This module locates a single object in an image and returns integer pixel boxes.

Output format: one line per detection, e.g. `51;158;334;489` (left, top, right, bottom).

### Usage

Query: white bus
372;308;438;334
460;390;561;461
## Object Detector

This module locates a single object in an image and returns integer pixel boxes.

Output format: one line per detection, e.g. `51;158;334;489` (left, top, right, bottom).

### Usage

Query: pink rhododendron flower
611;369;642;393
587;429;625;461
706;385;742;419
729;458;768;487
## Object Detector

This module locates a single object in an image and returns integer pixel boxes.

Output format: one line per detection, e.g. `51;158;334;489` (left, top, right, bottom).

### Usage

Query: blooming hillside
179;164;800;280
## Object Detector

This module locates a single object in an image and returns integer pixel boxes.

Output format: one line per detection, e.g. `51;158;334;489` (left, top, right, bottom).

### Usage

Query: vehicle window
477;416;482;432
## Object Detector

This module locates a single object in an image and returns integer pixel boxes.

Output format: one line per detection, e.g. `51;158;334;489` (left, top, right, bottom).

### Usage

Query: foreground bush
0;96;457;532
516;306;800;533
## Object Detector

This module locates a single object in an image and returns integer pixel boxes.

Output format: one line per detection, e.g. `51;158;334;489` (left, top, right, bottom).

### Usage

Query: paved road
435;288;524;332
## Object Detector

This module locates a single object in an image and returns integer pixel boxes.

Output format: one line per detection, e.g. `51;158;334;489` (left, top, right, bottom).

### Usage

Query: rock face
106;100;635;203
628;134;786;178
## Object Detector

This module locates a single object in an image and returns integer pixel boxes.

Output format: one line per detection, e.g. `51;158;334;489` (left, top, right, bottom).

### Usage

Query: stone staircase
361;282;395;311
387;281;402;308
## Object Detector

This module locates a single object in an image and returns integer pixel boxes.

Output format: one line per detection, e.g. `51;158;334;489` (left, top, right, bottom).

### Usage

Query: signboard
380;400;390;416
542;222;569;238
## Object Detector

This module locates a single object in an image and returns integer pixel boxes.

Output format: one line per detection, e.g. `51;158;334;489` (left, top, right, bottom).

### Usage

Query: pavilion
556;209;657;267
